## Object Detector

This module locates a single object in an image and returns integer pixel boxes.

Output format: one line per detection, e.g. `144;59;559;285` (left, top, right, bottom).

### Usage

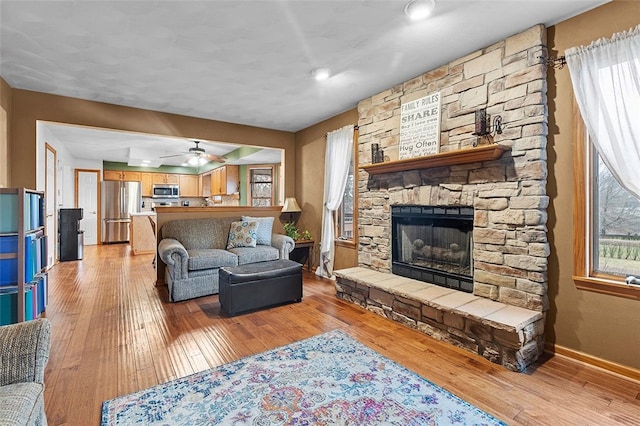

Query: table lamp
281;197;302;224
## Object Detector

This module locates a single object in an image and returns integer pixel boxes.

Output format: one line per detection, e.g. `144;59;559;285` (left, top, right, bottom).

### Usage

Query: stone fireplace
392;205;474;292
334;25;550;371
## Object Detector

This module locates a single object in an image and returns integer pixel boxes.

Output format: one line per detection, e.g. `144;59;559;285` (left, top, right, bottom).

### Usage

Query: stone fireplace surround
334;25;550;372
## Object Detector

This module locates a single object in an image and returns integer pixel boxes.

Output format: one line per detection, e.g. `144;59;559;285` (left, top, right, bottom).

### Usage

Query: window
249;166;274;207
569;29;640;299
574;112;640;299
592;152;640;276
334;130;358;246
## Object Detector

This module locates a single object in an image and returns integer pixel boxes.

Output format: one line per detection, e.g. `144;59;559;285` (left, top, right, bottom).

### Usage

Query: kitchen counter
153;206;283;213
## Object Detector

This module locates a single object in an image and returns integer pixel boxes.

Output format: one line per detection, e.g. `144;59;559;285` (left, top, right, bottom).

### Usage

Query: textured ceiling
0;0;608;166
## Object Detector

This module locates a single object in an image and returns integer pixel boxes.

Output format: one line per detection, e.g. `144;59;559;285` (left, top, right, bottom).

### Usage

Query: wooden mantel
360;144;510;175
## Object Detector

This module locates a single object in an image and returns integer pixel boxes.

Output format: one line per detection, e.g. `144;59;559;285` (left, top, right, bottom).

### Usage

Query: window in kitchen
249;166;274;207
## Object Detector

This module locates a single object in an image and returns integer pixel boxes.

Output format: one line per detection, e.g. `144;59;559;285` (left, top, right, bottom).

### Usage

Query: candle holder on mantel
472;108;503;146
371;143;385;163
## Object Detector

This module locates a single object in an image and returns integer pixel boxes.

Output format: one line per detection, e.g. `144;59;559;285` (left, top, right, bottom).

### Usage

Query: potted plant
283;223;312;241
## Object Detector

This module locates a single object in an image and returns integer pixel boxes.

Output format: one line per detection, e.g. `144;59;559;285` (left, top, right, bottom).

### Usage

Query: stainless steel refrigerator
101;181;141;243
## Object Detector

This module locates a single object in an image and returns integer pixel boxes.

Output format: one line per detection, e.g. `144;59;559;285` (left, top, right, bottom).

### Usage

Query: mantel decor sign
399;92;441;159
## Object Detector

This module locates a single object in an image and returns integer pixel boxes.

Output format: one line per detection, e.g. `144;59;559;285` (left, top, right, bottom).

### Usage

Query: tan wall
295;109;359;271
0;77;11;188
547;0;640;369
9;89;296;192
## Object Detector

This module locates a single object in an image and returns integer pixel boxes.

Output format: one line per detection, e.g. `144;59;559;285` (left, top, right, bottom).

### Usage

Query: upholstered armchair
0;318;52;425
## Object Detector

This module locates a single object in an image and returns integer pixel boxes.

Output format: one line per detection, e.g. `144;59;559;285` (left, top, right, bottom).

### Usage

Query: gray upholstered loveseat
158;217;295;302
0;318;51;426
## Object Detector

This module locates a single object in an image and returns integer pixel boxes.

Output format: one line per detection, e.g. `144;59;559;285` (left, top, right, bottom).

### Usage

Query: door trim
75;168;101;245
45;143;56;268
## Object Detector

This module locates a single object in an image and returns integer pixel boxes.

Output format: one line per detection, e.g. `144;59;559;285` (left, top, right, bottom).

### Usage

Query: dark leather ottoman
219;259;303;316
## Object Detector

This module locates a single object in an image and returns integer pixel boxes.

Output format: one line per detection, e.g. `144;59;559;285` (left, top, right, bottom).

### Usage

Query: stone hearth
334;267;543;371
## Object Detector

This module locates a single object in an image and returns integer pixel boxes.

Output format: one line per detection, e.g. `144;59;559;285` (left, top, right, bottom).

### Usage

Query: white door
76;170;100;245
45;144;56;268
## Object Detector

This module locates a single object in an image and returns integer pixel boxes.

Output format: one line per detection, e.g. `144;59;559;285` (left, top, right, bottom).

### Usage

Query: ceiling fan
160;140;226;166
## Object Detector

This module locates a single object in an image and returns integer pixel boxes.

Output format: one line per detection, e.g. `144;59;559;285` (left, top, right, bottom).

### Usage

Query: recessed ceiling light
404;0;436;21
311;67;331;81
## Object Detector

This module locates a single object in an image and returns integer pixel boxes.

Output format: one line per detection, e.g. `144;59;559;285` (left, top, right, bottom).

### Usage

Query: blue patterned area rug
101;330;505;425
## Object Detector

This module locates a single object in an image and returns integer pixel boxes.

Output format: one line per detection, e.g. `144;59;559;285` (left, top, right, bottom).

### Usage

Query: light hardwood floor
42;244;640;425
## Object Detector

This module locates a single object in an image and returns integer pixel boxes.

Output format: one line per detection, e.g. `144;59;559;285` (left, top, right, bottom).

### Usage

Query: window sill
335;239;356;249
573;275;640;301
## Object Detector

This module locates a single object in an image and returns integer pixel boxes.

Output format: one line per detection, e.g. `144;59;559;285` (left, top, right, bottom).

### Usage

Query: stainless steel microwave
152;184;179;198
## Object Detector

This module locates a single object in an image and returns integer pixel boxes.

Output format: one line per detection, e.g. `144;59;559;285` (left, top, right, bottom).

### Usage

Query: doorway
75;169;100;245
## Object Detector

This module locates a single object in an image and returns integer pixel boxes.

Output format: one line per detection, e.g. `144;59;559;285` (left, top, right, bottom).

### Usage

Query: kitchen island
130;212;157;255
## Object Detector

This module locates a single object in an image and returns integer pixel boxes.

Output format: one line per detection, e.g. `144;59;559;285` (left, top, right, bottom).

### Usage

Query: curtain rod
325;124;359;139
541;55;566;69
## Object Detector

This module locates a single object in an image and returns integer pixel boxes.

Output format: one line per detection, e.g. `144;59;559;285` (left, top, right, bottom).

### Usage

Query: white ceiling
41;122;284;167
1;0;609;166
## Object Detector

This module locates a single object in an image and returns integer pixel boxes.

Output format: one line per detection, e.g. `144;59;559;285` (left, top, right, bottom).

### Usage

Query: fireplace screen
392;205;473;292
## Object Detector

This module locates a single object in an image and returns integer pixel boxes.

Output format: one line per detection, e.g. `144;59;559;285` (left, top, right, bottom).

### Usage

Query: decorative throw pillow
241;216;274;246
227;220;258;249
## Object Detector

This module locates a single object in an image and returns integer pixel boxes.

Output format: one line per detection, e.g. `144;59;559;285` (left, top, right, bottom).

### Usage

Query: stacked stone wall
356;25;549;312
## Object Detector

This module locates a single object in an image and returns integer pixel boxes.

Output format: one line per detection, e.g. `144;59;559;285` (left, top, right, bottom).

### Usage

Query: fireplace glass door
392;206;473;292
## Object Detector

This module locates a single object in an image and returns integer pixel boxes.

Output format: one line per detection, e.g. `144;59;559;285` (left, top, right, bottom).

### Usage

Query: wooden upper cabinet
210;166;239;195
140;173;153;197
151;173;180;185
179;174;199;197
200;173;212;197
151;174;167;185
103;170;123;181
122;171;141;181
165;174;179;184
210;168;222;195
104;170;141;181
224;165;239;194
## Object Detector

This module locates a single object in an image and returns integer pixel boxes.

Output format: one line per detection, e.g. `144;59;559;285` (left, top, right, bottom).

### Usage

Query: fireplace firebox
392;205;473;292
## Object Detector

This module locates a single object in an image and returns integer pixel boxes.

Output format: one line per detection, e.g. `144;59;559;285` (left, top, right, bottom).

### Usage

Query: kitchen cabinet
103;170;141;181
179;174;199;197
210;166;239;195
140;173;153;197
200;172;212;197
151;173;179;185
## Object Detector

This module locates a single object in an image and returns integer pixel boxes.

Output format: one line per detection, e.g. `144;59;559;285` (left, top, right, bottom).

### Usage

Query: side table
290;239;314;272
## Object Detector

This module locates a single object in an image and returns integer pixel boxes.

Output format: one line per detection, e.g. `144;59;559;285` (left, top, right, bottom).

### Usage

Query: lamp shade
281;197;302;213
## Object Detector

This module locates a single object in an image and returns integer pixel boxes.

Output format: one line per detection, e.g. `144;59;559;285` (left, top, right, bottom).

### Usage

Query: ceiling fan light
198;157;208;165
187;156;199;166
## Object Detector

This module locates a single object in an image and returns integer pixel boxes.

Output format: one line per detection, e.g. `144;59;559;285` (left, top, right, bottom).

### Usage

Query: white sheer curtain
315;125;354;279
566;24;640;199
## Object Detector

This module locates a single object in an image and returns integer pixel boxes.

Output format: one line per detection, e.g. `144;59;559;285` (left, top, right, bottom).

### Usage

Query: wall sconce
472;108;503;146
